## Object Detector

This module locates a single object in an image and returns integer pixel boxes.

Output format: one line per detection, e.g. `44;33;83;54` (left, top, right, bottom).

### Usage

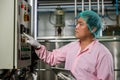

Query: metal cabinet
0;0;32;69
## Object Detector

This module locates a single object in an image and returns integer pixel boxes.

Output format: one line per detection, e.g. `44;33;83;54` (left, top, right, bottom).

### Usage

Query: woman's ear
91;27;97;33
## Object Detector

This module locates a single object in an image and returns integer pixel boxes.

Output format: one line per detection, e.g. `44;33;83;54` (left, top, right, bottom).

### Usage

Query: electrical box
0;0;32;69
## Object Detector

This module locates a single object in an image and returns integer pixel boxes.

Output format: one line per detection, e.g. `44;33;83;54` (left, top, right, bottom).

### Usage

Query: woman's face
75;17;92;39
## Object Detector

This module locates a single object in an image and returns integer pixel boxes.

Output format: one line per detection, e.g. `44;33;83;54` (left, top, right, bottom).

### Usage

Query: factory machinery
0;0;120;80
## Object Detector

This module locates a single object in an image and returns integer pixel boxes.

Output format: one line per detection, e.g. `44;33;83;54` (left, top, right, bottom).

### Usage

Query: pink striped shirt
35;39;114;80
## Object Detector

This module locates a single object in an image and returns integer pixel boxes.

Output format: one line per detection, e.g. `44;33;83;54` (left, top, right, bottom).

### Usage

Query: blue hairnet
76;10;102;38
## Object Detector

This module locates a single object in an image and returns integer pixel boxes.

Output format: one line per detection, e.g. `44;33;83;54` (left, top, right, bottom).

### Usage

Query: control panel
17;0;31;68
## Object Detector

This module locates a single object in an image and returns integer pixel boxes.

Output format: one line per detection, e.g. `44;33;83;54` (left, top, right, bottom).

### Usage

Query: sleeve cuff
35;45;41;50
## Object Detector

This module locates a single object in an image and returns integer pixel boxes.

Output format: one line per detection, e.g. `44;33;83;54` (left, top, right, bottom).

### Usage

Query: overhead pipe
101;0;105;36
102;0;105;16
74;0;77;25
74;0;77;17
37;1;115;10
97;0;100;14
82;0;84;11
38;1;112;6
116;0;119;26
89;0;91;10
116;0;119;15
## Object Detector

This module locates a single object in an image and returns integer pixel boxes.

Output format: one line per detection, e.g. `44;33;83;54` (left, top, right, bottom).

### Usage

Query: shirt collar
79;39;98;54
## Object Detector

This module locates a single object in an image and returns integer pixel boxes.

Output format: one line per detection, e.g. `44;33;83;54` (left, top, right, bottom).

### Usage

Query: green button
21;47;30;51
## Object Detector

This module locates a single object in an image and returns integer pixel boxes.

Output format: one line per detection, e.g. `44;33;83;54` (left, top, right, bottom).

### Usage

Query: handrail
37;36;120;42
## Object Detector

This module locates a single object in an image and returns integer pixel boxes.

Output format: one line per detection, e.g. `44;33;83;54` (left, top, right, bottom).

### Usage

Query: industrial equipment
98;36;120;80
54;6;65;36
0;0;32;69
